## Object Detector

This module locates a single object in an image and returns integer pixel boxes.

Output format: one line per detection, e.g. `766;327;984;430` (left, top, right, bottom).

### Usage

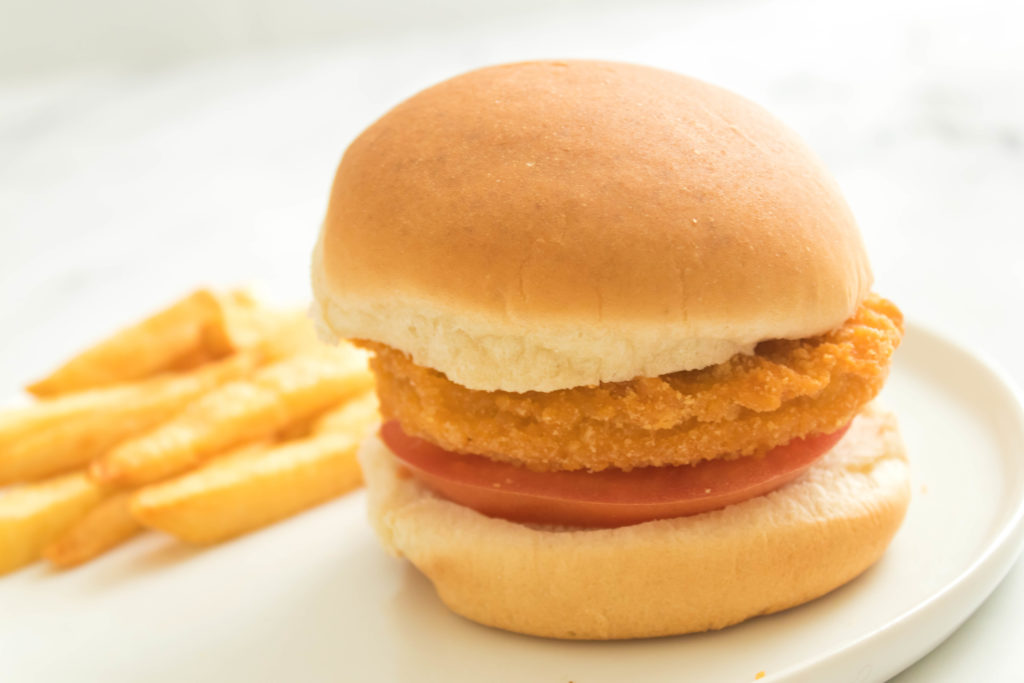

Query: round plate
1;323;1022;683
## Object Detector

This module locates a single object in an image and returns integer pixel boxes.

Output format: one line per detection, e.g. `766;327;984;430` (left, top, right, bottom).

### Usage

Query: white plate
1;323;1023;683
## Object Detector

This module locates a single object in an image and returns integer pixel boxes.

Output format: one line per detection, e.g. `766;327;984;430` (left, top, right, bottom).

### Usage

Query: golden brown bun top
313;60;872;391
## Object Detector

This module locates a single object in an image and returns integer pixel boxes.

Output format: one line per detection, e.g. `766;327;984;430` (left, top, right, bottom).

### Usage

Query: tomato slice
380;421;851;528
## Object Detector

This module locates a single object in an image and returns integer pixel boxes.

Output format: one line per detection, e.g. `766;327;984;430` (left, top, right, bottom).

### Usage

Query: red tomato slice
380;420;851;528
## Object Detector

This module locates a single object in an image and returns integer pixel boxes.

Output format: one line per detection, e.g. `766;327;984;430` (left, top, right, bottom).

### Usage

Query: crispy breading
366;295;903;471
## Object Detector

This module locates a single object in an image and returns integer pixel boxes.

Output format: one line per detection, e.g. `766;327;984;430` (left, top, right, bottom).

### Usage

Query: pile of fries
0;289;378;574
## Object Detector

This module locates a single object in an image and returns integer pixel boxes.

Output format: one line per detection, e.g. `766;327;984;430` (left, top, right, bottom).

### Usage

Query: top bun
312;60;872;392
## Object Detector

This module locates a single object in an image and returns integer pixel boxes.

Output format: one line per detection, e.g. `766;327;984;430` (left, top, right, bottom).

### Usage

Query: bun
312;60;872;391
358;404;909;639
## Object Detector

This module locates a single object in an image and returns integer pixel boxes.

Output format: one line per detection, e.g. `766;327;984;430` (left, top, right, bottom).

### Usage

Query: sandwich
310;60;909;639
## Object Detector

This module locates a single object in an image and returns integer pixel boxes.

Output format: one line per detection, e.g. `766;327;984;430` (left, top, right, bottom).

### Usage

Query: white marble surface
1;0;1022;680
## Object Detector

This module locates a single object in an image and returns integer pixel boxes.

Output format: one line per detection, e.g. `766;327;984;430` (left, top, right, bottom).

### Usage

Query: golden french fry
313;391;379;438
92;346;373;487
43;493;141;569
275;389;378;441
27;290;226;397
132;433;361;544
0;352;261;485
185;291;320;361
205;298;316;358
275;414;318;441
24;289;302;398
0;472;105;575
164;343;220;373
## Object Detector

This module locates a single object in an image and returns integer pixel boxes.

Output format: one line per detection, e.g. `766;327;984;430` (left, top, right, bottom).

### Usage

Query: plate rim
769;320;1024;682
3;322;1023;683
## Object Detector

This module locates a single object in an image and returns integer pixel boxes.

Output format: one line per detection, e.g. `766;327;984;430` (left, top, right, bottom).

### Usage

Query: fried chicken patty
366;294;903;472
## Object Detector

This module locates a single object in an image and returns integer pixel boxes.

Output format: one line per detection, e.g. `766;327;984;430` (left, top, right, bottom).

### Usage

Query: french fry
0;352;261;484
27;290;228;397
43;493;141;569
24;289;304;398
131;433;362;544
275;414;318;441
0;472;105;575
263;311;325;359
92;346;373;487
207;303;318;360
164;344;220;373
313;390;379;437
275;389;378;441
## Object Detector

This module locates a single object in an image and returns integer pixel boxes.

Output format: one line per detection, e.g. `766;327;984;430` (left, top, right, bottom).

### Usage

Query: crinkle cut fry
364;295;903;472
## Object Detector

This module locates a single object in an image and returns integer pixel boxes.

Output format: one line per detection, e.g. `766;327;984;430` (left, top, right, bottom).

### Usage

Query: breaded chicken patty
364;295;903;471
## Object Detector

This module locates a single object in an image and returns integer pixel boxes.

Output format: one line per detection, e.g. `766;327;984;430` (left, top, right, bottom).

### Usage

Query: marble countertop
2;0;1022;679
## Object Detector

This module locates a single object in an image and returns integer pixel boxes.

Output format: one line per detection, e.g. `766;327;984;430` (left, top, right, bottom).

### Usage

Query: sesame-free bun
312;60;873;391
358;404;909;639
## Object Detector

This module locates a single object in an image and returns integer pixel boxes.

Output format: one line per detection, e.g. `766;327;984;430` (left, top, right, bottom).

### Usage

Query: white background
1;0;1022;680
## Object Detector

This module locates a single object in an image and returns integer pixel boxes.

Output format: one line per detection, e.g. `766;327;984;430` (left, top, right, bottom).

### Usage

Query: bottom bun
358;404;910;640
